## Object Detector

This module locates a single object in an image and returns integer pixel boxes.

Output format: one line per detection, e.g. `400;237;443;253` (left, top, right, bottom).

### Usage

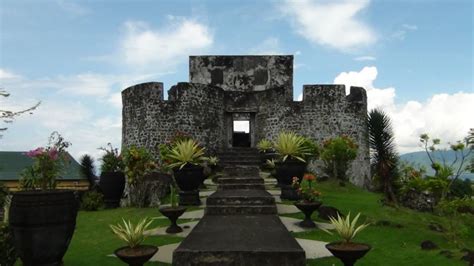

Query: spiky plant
110;217;153;248
165;139;206;170
257;139;273;152
324;212;369;244
274;132;311;162
368;109;398;203
80;154;97;188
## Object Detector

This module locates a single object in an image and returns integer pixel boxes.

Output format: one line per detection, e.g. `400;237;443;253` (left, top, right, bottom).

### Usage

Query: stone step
217;177;263;184
222;165;260;177
218;183;265;190
206;189;275;205
173;215;305;265
205;205;277;215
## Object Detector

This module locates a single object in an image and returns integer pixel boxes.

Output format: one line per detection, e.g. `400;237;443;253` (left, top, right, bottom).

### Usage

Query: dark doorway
232;120;250;147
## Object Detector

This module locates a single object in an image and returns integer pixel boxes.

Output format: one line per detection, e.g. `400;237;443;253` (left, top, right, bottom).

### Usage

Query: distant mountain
400;150;474;180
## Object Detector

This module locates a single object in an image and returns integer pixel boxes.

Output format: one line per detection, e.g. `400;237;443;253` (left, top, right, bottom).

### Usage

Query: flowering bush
122;146;157;185
292;173;321;202
99;143;124;173
320;135;358;181
20;132;71;190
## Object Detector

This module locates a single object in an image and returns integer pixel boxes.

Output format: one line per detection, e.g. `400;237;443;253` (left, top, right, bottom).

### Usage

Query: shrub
99;143;124;173
0;223;17;266
81;190;104;211
320;136;358;181
449;178;473;199
122;146;157;185
436;198;473;247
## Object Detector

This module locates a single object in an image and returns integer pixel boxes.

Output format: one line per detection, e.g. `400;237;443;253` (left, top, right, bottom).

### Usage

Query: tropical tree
368;108;398;203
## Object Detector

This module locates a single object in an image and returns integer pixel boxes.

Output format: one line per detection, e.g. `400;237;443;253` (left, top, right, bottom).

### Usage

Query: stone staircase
173;163;305;265
217;148;261;167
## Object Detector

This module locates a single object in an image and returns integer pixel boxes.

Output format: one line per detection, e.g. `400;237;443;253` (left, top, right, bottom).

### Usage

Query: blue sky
1;0;473;159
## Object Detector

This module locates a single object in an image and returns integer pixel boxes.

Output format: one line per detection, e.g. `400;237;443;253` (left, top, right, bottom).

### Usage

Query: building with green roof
0;151;89;191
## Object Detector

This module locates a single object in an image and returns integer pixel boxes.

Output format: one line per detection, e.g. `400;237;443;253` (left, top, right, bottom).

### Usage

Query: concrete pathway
144;173;334;264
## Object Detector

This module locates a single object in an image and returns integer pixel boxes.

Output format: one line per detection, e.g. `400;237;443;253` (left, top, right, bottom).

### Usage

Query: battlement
301;84;367;105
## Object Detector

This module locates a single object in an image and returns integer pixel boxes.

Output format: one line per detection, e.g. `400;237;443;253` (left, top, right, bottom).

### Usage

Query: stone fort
122;55;370;187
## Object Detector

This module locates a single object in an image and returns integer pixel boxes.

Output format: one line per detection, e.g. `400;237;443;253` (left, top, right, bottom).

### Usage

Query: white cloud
333;66;474;153
120;18;213;68
280;0;376;51
334;66;396;111
354;56;376;61
391;23;418;41
249;37;283;55
0;69;21;80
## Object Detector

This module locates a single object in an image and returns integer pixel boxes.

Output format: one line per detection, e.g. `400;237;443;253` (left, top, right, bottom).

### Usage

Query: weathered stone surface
420;240;438;250
122;55;370;187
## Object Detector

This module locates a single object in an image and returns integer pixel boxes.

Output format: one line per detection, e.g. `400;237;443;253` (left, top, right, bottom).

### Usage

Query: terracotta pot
325;242;371;266
294;201;322;228
9;190;78;266
159;206;187;234
99;171;125;208
114;245;158;266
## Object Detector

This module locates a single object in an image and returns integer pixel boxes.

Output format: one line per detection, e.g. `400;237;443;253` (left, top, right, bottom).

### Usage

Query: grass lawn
281;180;474;266
49;180;473;265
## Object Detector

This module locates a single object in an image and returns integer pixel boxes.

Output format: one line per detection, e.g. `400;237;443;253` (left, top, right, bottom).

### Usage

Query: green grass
279;180;474;266
23;180;472;265
63;207;187;266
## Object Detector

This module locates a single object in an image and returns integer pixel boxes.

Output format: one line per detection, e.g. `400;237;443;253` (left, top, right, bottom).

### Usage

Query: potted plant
9;132;78;265
257;139;276;166
292;173;322;228
162;139;206;206
324;212;371;266
99;143;125;208
122;146;157;207
110;217;158;266
159;185;187;234
273;132;313;200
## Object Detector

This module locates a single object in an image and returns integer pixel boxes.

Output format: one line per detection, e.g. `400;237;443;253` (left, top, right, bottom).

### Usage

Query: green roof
0;151;86;181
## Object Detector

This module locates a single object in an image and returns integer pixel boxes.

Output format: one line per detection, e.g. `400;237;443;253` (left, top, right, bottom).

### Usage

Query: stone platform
172;164;306;265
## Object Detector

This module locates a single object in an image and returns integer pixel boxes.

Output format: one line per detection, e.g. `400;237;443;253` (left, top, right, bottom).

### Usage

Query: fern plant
324;212;370;244
110;218;153;248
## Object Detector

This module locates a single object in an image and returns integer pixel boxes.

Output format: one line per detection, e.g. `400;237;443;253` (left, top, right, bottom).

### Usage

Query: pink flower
48;148;59;160
25;147;45;158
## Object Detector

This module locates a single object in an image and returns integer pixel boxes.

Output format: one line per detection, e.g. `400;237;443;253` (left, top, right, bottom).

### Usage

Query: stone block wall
122;56;370;187
122;82;225;156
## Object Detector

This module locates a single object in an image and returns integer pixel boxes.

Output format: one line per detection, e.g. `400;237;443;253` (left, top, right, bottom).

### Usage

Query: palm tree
368;109;398;204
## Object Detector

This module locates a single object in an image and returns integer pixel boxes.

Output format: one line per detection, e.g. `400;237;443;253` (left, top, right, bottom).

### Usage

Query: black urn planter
275;159;307;185
294;201;322;228
9;190;79;266
325;242;371;266
114;245;158;266
173;164;203;206
159;206;187;234
99;171;125;208
275;159;307;200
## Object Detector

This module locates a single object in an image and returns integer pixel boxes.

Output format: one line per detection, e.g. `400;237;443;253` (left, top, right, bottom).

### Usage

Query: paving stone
145;221;199;238
278;216;335;233
150;243;181;264
155;209;204;220
273;195;282;203
200;190;216;197
277;203;300;214
267;190;280;196
295;238;333;259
